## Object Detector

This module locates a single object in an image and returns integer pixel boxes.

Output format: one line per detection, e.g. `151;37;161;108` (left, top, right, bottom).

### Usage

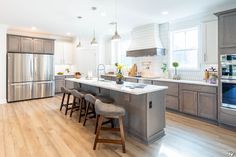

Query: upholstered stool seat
95;95;114;104
95;100;125;117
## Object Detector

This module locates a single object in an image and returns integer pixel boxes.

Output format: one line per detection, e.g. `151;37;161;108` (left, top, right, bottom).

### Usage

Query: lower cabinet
125;78;138;83
165;95;179;110
180;90;198;115
55;75;74;93
198;92;217;120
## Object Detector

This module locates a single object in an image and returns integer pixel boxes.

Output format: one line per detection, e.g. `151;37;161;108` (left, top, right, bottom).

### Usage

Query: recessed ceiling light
77;16;83;19
31;26;37;31
91;7;97;11
101;12;107;17
66;32;72;36
161;11;169;15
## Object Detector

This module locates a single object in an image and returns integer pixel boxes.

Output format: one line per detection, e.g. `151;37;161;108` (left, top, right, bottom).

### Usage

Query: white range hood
127;23;165;57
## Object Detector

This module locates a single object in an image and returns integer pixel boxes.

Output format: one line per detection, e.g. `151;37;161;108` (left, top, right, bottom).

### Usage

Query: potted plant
172;62;180;80
161;63;168;78
115;63;124;84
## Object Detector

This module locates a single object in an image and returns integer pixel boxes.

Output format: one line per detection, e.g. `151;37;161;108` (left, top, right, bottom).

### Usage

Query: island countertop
66;78;168;95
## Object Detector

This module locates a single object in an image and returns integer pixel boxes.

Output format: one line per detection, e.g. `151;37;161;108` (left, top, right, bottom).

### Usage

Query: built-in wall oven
220;54;236;109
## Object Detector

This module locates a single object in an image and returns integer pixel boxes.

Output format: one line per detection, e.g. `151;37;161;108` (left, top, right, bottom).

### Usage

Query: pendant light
111;0;121;41
91;7;98;46
91;29;98;46
112;22;121;41
76;16;83;48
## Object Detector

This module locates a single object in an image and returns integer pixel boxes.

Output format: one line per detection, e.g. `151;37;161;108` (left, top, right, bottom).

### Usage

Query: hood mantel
127;23;165;57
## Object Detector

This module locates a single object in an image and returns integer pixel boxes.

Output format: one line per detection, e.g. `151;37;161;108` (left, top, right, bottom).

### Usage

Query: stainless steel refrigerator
7;53;55;102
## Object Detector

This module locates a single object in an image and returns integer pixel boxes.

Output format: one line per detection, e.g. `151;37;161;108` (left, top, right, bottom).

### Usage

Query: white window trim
169;26;201;71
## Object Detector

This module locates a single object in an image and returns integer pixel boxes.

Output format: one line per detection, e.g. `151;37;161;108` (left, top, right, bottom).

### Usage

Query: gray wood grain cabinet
198;92;217;120
55;75;74;93
7;35;21;52
153;81;179;110
180;90;198;115
43;39;54;54
21;37;34;53
33;39;44;53
215;9;236;53
65;75;75;89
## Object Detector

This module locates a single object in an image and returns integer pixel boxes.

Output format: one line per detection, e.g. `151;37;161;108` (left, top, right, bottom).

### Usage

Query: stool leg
65;94;71;115
60;93;65;111
70;97;76;117
93;115;104;150
78;98;83;123
94;115;100;134
83;102;90;126
119;116;126;153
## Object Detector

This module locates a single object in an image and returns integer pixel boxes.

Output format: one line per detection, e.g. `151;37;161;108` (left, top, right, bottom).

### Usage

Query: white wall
0;25;7;104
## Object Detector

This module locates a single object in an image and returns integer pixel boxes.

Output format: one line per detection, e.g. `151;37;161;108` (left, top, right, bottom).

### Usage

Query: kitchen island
66;78;168;144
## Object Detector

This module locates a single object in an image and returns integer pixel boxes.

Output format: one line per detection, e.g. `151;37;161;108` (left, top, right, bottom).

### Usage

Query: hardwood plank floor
0;96;235;157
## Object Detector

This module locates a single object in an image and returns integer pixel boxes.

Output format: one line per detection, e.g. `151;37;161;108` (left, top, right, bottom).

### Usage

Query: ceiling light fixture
66;32;72;36
76;41;82;48
77;16;83;19
91;29;98;46
161;11;169;15
111;0;121;41
31;26;37;31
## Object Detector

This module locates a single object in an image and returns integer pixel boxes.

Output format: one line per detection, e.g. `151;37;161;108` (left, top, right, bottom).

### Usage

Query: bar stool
70;89;87;122
93;100;126;153
83;94;114;127
60;87;73;115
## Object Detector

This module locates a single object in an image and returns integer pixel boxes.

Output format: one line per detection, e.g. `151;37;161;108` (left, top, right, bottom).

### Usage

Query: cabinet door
180;90;198;115
204;20;218;64
43;39;54;54
198;92;217;120
219;12;236;48
54;41;64;64
33;39;44;53
166;95;179;110
7;35;21;52
55;79;65;93
21;37;33;53
63;42;73;64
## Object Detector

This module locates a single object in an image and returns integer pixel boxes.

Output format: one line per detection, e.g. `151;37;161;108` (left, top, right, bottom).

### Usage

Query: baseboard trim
0;99;7;105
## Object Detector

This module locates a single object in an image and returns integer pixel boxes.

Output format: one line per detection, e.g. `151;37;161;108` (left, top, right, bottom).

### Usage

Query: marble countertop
103;74;218;87
66;78;168;95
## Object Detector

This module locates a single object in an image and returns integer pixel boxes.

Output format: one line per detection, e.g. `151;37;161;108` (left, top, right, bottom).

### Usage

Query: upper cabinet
7;35;54;54
7;35;21;52
203;20;218;64
54;40;73;65
215;9;236;54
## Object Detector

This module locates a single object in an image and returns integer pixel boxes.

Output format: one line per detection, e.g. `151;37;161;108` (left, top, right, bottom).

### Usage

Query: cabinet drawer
125;78;138;83
179;84;217;94
153;81;178;96
65;75;74;79
55;75;65;80
138;79;153;85
166;95;179;110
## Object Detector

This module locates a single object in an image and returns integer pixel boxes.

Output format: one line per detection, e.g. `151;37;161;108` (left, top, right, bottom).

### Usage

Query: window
170;27;199;70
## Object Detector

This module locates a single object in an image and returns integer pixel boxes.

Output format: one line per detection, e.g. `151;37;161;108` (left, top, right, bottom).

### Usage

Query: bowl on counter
74;72;81;79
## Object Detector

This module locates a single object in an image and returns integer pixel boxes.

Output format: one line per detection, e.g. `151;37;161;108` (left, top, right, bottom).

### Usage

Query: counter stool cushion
95;95;114;104
95;100;125;117
85;94;96;104
71;89;85;98
61;87;72;94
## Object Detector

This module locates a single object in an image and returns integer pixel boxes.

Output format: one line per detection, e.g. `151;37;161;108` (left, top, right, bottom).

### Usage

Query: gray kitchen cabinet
215;9;236;53
7;35;21;52
65;75;75;89
101;75;112;80
21;37;34;53
138;79;153;84
153;81;179;111
55;75;65;93
198;92;217;120
33;39;44;53
125;78;138;83
180;90;198;115
43;39;54;54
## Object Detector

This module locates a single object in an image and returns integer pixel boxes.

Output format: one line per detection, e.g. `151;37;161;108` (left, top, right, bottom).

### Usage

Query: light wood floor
0;96;235;157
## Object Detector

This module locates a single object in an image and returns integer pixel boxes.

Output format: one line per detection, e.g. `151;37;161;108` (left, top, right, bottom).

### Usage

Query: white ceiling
1;0;236;38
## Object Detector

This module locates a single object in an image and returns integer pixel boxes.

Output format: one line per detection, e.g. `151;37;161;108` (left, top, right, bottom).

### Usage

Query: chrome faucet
97;64;106;81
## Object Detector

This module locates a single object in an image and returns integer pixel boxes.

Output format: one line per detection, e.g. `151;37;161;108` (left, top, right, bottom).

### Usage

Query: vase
116;70;124;84
116;78;124;84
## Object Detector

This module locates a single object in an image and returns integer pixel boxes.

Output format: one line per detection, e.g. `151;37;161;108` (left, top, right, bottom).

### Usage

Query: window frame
169;26;200;71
